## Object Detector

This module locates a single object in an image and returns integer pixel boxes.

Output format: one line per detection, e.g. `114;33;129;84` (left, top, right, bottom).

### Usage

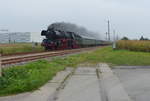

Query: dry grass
0;43;44;55
116;40;150;52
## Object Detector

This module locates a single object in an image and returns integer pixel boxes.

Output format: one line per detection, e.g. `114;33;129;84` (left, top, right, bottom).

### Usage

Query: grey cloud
0;0;150;40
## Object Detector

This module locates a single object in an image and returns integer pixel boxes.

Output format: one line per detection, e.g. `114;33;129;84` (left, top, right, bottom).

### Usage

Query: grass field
116;40;150;52
1;46;150;96
0;43;44;55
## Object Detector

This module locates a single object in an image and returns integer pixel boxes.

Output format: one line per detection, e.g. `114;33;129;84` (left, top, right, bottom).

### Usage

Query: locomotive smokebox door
41;30;47;36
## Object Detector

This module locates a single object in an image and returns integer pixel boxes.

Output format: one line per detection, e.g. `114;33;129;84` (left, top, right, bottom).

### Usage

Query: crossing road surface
113;66;150;101
55;67;102;101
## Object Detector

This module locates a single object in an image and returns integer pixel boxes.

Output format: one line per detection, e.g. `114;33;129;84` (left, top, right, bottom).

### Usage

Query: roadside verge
0;68;74;101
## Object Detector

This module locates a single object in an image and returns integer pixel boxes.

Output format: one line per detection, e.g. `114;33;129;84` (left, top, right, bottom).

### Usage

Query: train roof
79;35;95;39
79;34;103;40
80;35;107;42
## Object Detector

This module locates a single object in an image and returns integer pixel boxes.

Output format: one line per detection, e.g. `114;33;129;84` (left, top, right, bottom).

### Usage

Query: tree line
121;36;149;41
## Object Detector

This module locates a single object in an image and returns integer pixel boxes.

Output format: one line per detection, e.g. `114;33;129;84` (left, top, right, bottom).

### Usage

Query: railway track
1;46;102;65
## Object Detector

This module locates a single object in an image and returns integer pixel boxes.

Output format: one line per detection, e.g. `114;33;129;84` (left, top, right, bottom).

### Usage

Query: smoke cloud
48;22;103;40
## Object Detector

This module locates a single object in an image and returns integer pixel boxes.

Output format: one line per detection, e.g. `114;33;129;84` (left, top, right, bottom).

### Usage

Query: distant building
0;31;31;43
31;32;44;42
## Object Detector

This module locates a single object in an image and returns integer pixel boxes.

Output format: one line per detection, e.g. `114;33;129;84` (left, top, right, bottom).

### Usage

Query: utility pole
113;30;116;41
108;20;110;41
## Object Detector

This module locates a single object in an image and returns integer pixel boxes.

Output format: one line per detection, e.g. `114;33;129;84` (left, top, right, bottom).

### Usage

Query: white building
31;32;44;42
0;31;31;43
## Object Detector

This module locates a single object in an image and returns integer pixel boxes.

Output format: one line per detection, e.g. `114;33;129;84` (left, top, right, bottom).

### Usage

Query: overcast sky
0;0;150;40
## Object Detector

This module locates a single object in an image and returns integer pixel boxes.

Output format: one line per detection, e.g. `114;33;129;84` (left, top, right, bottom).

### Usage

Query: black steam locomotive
41;26;107;50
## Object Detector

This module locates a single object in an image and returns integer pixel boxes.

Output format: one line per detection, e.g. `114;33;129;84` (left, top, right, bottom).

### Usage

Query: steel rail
2;46;102;65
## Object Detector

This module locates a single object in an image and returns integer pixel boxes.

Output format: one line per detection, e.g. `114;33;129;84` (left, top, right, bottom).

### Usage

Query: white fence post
0;53;1;77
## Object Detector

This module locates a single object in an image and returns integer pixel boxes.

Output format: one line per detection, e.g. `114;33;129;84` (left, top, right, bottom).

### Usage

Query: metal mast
108;20;110;41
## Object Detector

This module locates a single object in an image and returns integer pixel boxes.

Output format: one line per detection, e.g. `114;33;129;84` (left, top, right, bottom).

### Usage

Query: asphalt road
113;66;150;101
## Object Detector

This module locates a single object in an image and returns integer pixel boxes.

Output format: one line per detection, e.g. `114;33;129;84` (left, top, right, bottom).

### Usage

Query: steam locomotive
41;28;107;50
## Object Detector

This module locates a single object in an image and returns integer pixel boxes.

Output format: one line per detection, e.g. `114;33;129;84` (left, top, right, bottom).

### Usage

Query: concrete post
112;41;116;50
0;53;1;77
